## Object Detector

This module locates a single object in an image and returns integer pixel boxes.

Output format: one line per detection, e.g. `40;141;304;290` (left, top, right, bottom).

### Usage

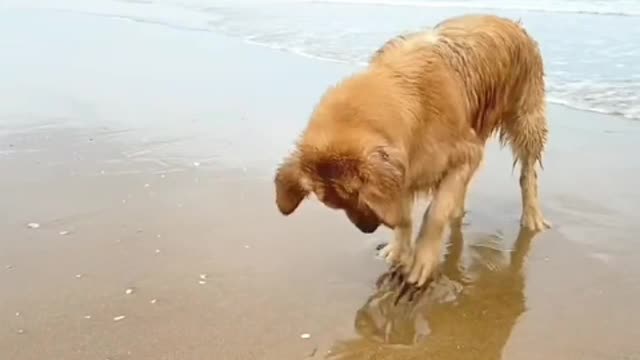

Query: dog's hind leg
502;102;551;231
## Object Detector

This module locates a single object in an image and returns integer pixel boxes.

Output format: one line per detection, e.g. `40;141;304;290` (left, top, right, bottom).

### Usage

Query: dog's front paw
521;209;551;231
405;245;439;287
378;242;412;268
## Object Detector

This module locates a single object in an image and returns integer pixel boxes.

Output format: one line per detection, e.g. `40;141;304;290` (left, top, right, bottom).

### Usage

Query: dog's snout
356;221;380;234
346;207;382;234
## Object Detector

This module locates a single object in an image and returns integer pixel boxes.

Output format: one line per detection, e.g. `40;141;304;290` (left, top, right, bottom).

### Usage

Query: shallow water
207;0;640;120
4;0;639;119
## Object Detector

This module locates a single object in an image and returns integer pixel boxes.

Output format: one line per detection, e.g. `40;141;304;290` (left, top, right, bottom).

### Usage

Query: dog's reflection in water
329;221;539;360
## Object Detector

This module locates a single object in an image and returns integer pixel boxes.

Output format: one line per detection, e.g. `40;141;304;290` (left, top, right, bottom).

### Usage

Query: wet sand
2;8;640;360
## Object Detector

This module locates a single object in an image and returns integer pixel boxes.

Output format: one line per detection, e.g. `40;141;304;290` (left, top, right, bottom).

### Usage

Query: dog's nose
357;221;380;234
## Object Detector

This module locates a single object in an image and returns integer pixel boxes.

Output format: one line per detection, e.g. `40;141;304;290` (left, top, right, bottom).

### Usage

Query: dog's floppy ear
360;146;406;227
274;154;309;215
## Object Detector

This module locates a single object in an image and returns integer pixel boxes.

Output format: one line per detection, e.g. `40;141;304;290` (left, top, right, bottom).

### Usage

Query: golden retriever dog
274;14;550;287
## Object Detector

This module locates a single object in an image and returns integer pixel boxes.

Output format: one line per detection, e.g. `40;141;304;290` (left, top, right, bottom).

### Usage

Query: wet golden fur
274;14;550;286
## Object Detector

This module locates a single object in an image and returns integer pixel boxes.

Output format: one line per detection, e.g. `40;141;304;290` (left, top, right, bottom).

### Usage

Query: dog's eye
321;186;350;209
331;182;357;198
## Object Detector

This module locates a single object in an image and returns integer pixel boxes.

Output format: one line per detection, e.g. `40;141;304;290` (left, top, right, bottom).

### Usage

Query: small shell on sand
193;161;201;167
113;315;126;322
125;288;134;295
84;315;92;319
150;299;157;304
75;274;83;279
300;333;311;339
59;230;70;236
199;274;207;280
198;280;207;285
17;329;25;335
144;183;150;188
27;223;40;229
155;249;161;254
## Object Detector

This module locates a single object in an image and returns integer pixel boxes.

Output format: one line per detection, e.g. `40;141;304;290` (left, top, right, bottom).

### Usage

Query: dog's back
370;15;545;142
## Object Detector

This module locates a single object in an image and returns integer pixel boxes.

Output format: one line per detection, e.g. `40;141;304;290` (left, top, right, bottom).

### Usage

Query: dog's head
274;71;409;233
274;143;406;233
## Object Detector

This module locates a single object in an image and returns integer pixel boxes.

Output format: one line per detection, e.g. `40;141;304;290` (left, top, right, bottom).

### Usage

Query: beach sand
2;9;640;360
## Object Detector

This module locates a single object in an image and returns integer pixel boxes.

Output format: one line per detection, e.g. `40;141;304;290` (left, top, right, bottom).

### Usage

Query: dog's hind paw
521;211;551;232
376;242;392;258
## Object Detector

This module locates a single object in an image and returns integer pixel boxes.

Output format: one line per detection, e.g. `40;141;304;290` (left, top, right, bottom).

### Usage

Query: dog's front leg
406;162;479;286
379;195;413;268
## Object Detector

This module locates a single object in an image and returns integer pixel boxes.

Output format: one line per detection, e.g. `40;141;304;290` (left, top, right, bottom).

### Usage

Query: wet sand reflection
330;222;539;359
